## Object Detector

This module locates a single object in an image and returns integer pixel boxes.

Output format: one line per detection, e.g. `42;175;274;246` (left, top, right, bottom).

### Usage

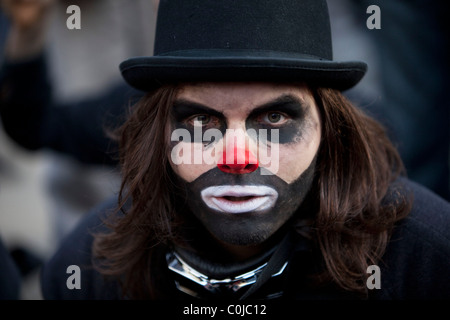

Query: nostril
217;147;259;174
217;163;258;174
218;163;256;173
245;162;258;172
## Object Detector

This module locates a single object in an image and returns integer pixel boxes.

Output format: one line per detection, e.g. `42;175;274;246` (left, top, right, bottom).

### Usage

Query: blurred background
0;0;158;299
0;0;448;300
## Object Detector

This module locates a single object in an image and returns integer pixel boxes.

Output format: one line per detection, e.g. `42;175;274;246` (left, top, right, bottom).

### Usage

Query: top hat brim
119;54;367;92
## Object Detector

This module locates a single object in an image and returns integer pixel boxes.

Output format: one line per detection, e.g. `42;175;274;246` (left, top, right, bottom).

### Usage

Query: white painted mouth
200;185;278;214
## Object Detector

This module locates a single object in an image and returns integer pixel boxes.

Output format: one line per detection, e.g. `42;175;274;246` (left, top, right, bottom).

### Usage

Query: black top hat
120;0;367;91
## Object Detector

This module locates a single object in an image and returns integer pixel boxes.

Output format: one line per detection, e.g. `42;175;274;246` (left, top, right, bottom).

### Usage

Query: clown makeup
169;82;321;256
178;163;316;248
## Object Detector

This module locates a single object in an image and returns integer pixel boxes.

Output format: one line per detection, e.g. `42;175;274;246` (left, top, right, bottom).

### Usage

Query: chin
209;223;277;247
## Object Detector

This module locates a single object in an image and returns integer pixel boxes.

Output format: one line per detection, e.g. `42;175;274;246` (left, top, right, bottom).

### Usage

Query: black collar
166;231;311;300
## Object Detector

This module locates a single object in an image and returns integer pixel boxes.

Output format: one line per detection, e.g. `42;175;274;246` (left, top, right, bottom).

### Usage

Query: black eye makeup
171;94;310;145
172;100;224;124
185;114;222;130
171;100;226;145
190;114;211;125
259;112;288;125
246;94;309;144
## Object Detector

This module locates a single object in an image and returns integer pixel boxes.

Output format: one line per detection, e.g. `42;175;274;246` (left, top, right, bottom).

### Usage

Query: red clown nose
217;147;259;174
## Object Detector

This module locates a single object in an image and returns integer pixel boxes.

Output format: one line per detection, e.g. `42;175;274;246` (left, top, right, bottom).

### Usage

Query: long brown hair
93;84;411;299
311;88;411;294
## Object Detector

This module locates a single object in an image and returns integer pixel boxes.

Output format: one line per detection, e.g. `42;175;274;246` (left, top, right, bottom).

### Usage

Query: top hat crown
120;0;367;91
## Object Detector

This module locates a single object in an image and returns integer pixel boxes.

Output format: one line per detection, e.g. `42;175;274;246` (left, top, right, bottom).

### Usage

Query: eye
189;114;211;126
185;114;223;130
263;112;287;124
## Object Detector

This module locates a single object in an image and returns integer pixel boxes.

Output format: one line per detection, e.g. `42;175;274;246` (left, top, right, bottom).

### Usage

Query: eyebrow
172;94;309;121
247;94;308;119
172;99;225;121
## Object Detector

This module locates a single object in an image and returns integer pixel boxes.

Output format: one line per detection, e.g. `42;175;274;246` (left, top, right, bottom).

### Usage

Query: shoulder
375;178;450;299
40;196;122;300
394;178;450;251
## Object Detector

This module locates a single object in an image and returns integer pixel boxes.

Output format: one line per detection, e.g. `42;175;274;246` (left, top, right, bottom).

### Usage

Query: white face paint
201;185;278;214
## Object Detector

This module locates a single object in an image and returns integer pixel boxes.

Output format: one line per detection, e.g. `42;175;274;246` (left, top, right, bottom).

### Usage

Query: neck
174;237;279;280
213;235;278;262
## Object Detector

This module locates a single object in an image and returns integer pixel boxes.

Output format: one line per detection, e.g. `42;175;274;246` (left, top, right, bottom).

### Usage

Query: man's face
169;82;321;249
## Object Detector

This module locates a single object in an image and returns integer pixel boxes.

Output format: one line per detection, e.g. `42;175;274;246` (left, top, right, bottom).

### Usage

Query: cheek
169;141;217;182
171;163;214;183
272;125;321;184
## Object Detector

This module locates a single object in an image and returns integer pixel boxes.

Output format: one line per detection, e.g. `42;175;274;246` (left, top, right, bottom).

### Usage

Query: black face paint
246;94;309;145
171;100;227;146
173;157;316;248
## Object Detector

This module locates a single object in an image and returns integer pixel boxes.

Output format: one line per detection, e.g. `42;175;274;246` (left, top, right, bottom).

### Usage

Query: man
41;0;450;300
